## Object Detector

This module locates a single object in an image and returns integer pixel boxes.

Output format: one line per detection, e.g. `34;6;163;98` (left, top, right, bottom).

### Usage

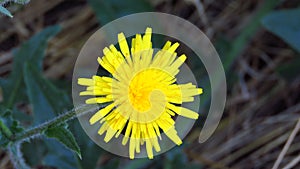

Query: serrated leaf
23;63;70;125
88;0;153;25
45;124;81;159
22;62;77;168
0;5;12;17
0;25;61;108
262;8;300;53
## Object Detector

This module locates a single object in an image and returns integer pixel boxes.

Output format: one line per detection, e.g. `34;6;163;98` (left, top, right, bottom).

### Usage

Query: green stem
0;120;13;138
11;104;98;142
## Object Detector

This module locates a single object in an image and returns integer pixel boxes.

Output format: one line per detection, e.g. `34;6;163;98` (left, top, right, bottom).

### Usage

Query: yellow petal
78;78;94;86
122;121;132;145
171;54;186;69
165;128;182;145
89;103;115;124
104;127;117;142
167;103;199;119
98;122;109;135
152;137;161;152
142;27;152;50
97;57;115;74
168;42;179;54
129;137;136;159
162;41;172;50
118;32;132;65
146;139;153;159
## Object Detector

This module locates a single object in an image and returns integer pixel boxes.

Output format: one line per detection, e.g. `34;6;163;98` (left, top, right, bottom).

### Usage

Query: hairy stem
8;143;30;169
10;104;98;142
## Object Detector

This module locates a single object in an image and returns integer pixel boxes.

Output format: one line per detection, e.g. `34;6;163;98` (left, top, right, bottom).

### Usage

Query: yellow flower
78;27;203;159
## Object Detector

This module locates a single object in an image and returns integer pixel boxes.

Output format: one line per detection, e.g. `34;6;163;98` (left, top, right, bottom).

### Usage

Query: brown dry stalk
272;118;300;169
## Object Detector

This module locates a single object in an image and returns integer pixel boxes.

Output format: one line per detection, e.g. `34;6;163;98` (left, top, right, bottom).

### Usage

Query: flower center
128;68;169;112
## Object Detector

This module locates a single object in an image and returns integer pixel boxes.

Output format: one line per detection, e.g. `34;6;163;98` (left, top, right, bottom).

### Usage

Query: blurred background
0;0;300;169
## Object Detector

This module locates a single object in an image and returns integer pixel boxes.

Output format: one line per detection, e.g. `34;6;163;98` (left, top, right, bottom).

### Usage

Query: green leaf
70;120;103;169
43;140;79;169
45;124;81;159
0;106;24;147
0;5;12;18
22;139;80;169
88;0;153;25
223;0;280;71
11;106;33;125
23;62;78;169
0;25;77;169
0;108;24;134
22;63;79;168
0;25;60;108
8;143;30;169
23;63;70;125
21;139;48;166
276;56;300;81
262;8;300;53
24;128;86;169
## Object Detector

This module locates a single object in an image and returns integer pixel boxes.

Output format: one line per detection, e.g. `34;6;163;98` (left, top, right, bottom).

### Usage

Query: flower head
78;27;203;159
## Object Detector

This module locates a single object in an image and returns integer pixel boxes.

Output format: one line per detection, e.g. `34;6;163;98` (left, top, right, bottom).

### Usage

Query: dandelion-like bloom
78;27;203;159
